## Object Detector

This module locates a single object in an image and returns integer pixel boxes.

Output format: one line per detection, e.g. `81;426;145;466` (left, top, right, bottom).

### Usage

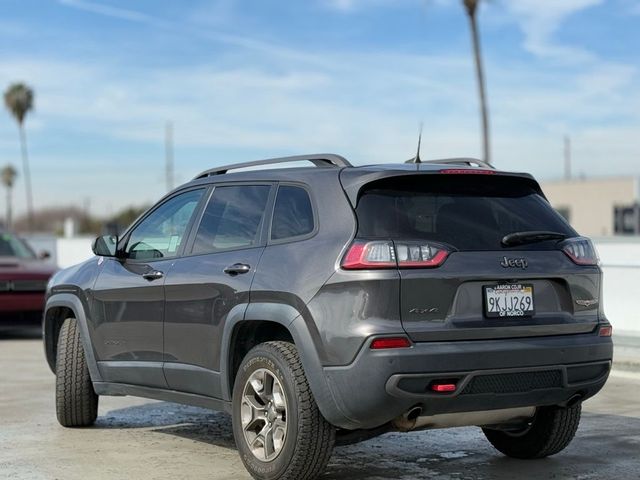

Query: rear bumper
321;332;613;430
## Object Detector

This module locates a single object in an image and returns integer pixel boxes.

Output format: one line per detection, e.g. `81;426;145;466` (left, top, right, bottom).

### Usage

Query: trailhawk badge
576;298;598;307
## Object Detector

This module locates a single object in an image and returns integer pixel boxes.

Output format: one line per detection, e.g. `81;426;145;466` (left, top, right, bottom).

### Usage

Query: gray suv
43;155;613;480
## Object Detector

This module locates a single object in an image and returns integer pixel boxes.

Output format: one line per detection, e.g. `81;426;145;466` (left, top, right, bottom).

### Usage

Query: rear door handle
142;270;164;281
224;263;251;275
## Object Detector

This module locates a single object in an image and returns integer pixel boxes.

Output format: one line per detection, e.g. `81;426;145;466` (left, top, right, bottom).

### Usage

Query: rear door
354;173;600;342
163;184;273;398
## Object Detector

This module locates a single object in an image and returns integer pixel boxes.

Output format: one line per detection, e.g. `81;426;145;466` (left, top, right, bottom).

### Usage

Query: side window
126;189;204;260
271;186;314;241
192;185;271;254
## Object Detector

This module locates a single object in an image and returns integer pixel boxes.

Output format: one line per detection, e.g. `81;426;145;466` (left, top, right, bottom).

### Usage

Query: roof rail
424;158;495;169
194;153;352;179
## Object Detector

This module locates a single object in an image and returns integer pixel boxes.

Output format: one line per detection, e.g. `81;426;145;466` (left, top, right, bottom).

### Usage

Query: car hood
0;256;58;278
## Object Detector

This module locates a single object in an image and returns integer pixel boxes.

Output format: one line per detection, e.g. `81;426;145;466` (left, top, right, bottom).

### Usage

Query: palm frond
4;83;34;125
1;164;17;188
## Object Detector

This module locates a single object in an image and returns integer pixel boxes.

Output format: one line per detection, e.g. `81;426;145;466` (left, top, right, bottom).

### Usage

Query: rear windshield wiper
501;231;567;247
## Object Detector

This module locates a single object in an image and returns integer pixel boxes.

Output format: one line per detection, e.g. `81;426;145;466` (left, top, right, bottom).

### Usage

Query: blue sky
0;0;639;217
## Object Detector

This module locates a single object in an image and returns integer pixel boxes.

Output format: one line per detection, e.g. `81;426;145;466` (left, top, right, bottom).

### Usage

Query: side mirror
92;235;119;257
38;250;51;260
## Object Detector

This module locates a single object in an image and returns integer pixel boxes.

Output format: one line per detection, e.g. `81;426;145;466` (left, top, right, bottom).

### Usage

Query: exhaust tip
566;393;584;408
407;406;422;421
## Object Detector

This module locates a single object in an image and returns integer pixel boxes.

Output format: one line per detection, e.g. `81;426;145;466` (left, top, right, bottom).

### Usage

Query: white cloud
1;0;637;217
321;0;423;12
58;0;163;24
504;0;604;60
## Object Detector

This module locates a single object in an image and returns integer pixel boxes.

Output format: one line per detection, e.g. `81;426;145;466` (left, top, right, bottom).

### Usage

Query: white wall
55;237;94;269
594;238;640;336
23;235;94;269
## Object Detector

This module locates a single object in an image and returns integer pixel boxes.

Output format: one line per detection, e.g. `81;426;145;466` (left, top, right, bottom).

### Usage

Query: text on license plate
484;284;534;317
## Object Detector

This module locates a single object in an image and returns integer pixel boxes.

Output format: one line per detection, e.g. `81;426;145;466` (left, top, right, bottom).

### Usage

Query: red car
0;232;57;329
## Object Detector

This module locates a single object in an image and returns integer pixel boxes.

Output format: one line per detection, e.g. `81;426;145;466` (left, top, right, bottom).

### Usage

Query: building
540;176;639;237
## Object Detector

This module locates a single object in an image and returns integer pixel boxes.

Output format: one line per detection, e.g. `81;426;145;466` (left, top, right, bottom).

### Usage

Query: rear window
355;175;575;251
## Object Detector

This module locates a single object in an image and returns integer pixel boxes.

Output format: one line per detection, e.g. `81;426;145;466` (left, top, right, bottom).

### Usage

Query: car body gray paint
43;160;615;432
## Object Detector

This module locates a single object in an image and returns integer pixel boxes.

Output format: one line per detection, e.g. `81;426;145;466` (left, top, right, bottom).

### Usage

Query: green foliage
1;165;17;188
109;206;149;233
4;83;34;125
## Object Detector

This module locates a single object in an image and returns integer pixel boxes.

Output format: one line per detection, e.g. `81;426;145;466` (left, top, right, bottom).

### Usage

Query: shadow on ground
0;327;42;340
97;401;640;479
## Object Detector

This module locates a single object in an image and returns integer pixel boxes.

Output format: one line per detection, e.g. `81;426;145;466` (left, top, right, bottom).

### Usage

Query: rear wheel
232;341;335;480
55;318;98;427
483;404;581;459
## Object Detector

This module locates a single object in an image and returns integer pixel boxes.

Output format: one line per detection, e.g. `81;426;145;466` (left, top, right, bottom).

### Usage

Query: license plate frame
483;283;535;318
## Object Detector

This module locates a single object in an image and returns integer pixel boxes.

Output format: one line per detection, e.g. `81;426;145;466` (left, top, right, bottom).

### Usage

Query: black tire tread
236;341;335;480
55;318;98;427
483;404;581;459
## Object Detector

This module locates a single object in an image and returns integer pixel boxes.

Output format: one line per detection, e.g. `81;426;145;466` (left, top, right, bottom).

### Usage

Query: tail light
341;240;396;269
342;240;450;270
561;237;599;266
439;168;495;175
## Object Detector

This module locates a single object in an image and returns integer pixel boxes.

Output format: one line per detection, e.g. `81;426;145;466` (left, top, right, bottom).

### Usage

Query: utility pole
564;135;571;180
463;0;491;165
165;121;174;192
5;182;11;229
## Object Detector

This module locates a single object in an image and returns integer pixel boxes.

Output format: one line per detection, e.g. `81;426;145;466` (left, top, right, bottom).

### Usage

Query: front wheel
483;404;582;459
55;318;99;427
232;341;335;480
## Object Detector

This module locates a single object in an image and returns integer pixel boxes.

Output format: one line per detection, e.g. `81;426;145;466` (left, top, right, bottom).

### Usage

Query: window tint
271;186;314;240
192;185;270;254
126;189;204;260
0;233;36;259
355;175;575;251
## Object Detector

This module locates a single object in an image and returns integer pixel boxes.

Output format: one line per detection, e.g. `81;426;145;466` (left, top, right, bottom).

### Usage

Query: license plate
484;284;534;318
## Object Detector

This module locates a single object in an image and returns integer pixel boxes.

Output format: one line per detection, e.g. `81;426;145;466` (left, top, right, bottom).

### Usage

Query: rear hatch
348;171;601;342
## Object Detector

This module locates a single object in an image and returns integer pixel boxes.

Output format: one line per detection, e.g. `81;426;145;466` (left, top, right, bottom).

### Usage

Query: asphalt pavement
1;332;639;480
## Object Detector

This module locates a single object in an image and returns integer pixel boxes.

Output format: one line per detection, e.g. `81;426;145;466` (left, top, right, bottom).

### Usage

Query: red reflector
439;169;495;175
370;337;412;350
431;383;457;393
599;325;612;337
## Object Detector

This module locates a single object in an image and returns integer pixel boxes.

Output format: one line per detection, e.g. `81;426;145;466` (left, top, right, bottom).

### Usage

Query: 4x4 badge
500;256;528;269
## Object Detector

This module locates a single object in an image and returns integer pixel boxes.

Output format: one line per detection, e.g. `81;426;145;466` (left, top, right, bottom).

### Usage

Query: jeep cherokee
43;154;613;480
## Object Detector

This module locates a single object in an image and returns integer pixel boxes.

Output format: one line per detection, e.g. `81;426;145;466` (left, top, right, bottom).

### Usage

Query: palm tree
1;164;17;230
463;0;491;164
4;83;35;229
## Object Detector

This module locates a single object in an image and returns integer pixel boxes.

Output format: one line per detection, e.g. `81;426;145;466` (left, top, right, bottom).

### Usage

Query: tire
483;404;582;459
232;341;335;480
55;318;98;427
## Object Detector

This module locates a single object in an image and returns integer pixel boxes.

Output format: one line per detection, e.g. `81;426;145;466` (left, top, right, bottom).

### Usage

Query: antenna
406;122;423;164
165;121;174;191
564;135;571;180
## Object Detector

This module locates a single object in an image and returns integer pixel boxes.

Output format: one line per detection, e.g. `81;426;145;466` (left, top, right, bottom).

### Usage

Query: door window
126;189;204;260
271;186;315;241
192;185;271;254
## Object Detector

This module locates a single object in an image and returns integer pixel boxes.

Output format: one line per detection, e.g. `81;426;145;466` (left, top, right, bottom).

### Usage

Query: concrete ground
1;332;639;480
